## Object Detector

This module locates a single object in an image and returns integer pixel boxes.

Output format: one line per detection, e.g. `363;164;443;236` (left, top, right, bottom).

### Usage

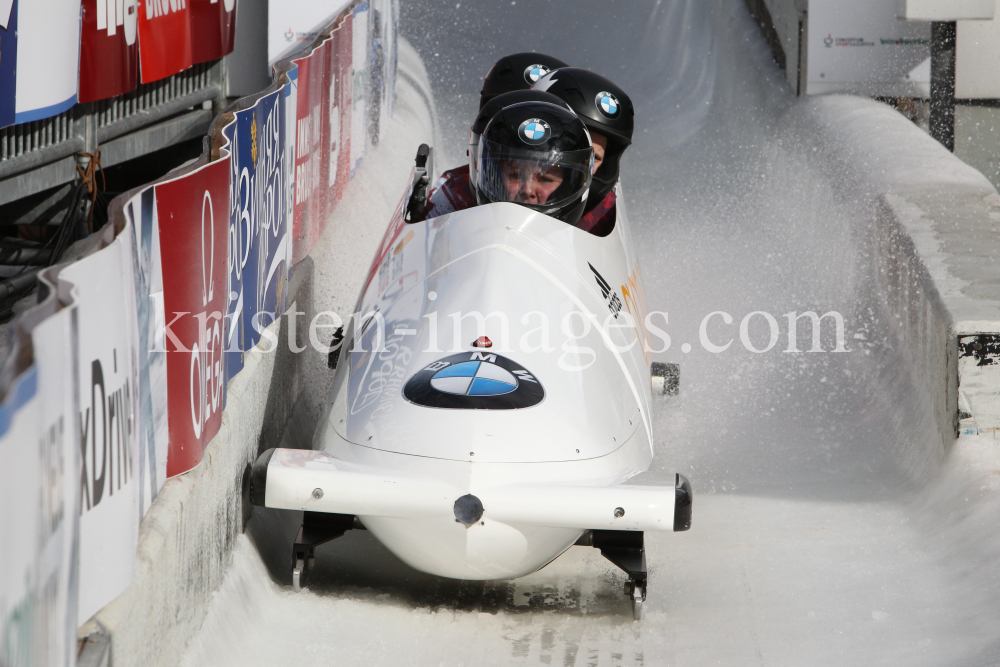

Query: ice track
181;1;1000;665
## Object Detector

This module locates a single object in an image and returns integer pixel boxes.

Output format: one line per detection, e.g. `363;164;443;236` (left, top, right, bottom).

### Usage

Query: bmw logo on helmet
403;351;545;409
523;63;551;84
518;118;551;146
596;91;621;119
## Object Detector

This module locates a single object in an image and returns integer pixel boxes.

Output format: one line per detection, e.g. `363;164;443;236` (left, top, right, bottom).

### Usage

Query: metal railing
0;60;225;204
0;113;76;162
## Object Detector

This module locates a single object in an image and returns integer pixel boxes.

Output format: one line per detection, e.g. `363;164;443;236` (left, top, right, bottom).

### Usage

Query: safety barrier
790;94;1000;448
0;1;402;664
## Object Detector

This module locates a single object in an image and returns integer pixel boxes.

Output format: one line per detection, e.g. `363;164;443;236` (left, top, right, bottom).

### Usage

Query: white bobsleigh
251;151;691;620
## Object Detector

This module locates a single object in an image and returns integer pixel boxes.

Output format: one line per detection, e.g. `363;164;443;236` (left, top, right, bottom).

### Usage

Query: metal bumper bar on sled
250;448;692;533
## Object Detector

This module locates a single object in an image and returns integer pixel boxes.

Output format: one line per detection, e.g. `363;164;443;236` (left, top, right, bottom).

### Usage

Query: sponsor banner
286;0;398;263
137;0;192;83
0;370;44;666
14;0;81;124
29;301;82;667
0;364;79;667
0;0;16;129
154;158;228;476
268;0;350;63
807;0;931;96
79;0;139;103
957;14;1000;99
61;231;141;623
332;20;351;208
292;38;332;262
122;191;170;500
284;66;299;267
349;3;368;176
223;86;291;383
189;0;235;65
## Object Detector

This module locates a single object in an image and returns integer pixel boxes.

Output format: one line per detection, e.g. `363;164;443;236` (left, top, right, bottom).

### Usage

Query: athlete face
592;132;607;174
500;161;565;204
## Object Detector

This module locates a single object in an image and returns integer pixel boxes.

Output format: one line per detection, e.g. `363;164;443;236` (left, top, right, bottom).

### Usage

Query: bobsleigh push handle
404;144;433;223
414;143;431;169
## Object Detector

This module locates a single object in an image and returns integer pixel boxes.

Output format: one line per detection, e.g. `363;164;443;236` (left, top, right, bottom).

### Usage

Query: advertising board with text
79;0;138;102
61;231;142;623
137;0;192;82
14;0;81;123
807;0;931;97
122;191;170;502
155;159;229;476
223;87;292;383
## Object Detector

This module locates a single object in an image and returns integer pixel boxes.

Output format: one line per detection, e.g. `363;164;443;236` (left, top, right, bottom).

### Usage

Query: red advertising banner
189;0;235;65
137;0;193;83
155;158;228;476
80;0;139;102
286;17;357;265
288;18;354;264
292;38;330;263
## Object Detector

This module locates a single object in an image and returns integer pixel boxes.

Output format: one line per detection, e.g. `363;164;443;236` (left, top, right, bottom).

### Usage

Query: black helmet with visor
471;101;593;225
468;90;572;190
480;52;569;108
532;67;634;207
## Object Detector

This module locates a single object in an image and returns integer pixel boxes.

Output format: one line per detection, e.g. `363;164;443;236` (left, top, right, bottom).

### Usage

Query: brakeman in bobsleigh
250;63;691;621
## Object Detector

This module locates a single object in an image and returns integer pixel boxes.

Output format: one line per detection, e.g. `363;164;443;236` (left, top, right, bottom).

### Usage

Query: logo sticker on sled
595;91;620;119
523;64;551;84
404;352;545;409
518;118;551;145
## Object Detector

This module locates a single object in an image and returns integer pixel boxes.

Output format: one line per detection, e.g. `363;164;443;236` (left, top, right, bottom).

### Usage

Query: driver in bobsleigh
417;53;634;236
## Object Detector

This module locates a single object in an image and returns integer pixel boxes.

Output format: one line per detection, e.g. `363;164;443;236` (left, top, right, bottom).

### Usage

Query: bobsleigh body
253;175;690;591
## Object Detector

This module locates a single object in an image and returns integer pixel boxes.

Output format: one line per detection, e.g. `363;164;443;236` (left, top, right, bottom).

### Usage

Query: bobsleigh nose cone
454;494;485;527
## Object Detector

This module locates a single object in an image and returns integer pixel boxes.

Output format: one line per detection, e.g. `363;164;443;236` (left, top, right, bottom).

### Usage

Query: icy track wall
0;2;440;665
787;95;1000;448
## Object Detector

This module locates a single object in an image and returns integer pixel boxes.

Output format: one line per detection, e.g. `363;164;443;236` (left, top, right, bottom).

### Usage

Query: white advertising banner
0;301;79;667
0;369;42;666
123;190;170;517
807;0;931;97
30;299;81;667
62;230;142;624
957;0;1000;99
14;0;82;123
268;0;350;63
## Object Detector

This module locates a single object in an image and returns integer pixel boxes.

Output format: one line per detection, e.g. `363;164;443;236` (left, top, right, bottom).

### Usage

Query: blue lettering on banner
0;0;17;129
0;364;36;439
223;86;290;383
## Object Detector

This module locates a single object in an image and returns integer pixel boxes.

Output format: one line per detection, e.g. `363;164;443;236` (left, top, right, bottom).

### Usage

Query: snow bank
792;94;1000;442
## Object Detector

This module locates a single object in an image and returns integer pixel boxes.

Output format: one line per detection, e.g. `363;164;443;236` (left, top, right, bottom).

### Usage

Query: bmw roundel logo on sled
518;118;551;145
403;352;545;409
523;63;551;84
596;91;620;119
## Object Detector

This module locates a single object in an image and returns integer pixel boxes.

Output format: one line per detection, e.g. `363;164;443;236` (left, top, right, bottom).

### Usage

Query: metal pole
930;21;956;151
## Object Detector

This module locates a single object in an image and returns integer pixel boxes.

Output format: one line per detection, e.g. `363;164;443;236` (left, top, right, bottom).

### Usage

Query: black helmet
471;101;593;225
469;90;572;187
480;52;569;109
532;67;634;206
472;89;571;136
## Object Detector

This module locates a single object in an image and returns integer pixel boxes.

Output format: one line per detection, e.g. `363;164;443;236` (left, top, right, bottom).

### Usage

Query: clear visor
473;138;593;211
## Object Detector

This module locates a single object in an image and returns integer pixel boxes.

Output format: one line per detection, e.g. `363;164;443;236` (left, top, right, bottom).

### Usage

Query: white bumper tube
250;448;692;532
